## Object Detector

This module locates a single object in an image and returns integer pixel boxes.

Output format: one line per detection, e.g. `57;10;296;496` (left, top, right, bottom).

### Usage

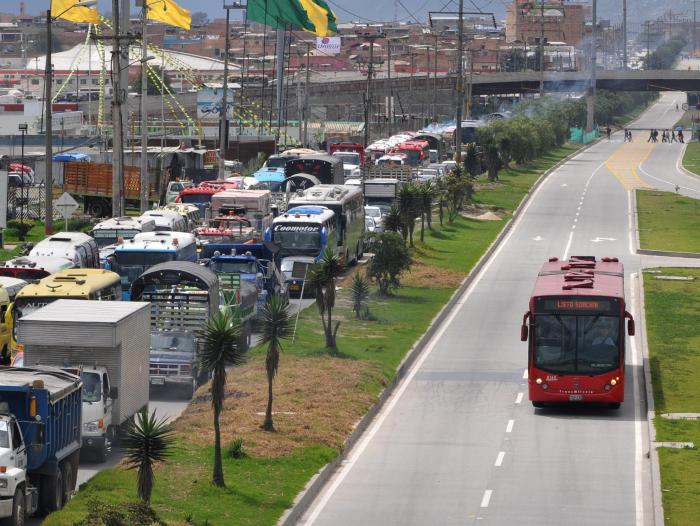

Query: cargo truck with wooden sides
61;161;166;217
18;300;151;462
0;366;82;524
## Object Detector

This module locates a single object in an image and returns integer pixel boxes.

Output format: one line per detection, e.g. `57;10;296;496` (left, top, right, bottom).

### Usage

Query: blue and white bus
287;185;364;265
111;231;198;299
265;206;337;259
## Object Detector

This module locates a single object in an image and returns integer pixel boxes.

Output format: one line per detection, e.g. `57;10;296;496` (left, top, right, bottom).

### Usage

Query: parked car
364;205;384;232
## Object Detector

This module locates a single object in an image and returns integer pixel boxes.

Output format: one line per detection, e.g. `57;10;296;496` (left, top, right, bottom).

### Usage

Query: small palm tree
418;181;435;241
260;295;292;431
398;182;420;247
198;311;246;487
308;247;344;350
122;409;175;503
384;204;402;233
350;272;370;319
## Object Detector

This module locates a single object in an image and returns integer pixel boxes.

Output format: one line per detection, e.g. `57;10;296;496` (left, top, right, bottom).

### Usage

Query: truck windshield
150;332;195;352
81;371;102;402
91;228;140;248
210;260;257;274
181;193;213;205
0;427;7;448
334;153;360;165
395;149;421;165
114;251;176;286
534;315;620;375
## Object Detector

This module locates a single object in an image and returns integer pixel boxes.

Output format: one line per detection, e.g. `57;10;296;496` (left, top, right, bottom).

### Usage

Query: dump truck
18;300;151;462
0;366;82;524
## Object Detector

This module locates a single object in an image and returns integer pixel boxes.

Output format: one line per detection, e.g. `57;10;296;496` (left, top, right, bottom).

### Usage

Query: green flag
247;0;338;36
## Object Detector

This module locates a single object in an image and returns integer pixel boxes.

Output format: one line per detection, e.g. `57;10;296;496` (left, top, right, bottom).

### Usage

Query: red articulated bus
520;256;635;409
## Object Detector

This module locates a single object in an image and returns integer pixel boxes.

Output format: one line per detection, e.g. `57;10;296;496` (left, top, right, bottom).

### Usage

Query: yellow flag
51;0;101;24
147;0;191;31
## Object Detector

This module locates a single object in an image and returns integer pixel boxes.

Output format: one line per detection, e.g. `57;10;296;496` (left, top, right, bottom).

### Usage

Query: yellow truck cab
0;277;28;362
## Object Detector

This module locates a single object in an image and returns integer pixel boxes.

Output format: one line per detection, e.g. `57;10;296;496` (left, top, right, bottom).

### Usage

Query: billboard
197;86;236;120
316;36;341;54
52;111;83;131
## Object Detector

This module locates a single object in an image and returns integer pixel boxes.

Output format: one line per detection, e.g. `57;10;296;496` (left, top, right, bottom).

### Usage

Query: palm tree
418;181;435;241
398;182;420;247
308;247;344;350
384;204;402;233
122;409;175;503
350;272;370;319
198;311;246;487
260;295;292;431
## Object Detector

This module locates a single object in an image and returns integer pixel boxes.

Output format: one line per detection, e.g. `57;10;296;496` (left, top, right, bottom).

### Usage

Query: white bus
266;206;337;259
287;184;364;265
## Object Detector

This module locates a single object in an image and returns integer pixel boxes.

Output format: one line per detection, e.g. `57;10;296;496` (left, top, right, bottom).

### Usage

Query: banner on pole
316;36;341;54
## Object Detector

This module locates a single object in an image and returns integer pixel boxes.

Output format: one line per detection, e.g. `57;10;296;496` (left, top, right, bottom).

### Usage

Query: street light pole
44;9;54;234
112;0;125;217
19;123;27;225
455;0;464;163
622;0;627;70
586;0;597;132
218;5;231;181
303;41;310;146
539;0;545;96
140;2;149;212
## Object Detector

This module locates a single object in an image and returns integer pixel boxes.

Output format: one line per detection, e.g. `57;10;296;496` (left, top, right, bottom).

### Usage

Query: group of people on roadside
647;129;684;143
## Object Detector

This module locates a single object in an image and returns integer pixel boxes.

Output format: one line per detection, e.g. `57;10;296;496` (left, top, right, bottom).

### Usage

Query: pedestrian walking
678;130;685;143
676;103;680;111
647;129;654;142
628;130;633;142
606;125;611;140
653;129;659;142
661;130;667;142
671;130;677;142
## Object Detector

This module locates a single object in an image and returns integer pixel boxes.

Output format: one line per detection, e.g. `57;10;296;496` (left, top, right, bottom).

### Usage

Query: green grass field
682;140;700;177
46;143;582;526
636;190;700;253
644;267;700;526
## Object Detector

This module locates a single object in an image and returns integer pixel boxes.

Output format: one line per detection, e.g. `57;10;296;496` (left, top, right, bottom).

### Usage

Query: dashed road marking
495;452;506;467
480;490;493;508
515;392;523;404
506;420;515;433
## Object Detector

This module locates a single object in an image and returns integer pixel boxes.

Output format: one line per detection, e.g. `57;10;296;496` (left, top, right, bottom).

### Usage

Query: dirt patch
401;259;464;288
173;354;382;457
460;203;507;220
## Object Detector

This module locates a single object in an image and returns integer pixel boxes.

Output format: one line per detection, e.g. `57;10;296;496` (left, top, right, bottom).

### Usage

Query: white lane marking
302;144;565;524
630;273;645;526
627;190;635;255
480;490;493;508
561;183;568;187
638;160;700;195
533;235;543;241
506;420;515;433
522;369;528;379
515;392;524;404
591;237;616;243
563;231;574;259
494;452;506;467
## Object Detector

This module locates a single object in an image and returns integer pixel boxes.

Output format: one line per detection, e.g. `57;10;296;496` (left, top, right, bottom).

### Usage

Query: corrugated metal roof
20;299;151;323
130;261;218;300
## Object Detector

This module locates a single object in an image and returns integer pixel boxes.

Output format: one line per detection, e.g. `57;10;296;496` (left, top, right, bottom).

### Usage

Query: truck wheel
86;198;109;218
95;442;108;463
40;470;63;514
2;488;26;526
184;377;196;399
61;461;75;504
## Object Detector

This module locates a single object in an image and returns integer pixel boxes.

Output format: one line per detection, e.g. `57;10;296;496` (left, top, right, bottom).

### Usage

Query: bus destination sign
536;297;618;313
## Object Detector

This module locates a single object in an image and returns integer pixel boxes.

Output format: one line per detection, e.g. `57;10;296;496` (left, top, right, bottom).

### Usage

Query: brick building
505;0;585;46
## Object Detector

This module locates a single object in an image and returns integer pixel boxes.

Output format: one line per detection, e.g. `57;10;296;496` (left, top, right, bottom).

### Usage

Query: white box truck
18;299;150;462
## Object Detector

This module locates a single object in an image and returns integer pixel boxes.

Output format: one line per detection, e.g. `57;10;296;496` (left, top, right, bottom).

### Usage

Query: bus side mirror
520;311;530;342
109;386;119;400
625;311;635;336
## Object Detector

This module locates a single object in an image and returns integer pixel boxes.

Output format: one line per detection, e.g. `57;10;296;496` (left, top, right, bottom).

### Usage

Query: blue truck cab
0;366;82;523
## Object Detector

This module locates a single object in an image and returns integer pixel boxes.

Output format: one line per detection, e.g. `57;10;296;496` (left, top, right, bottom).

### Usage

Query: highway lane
299;96;699;525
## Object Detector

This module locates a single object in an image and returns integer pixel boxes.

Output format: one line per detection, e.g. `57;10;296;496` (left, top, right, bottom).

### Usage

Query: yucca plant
260;295;292;431
350;272;370;319
198;312;246;487
122;409;175;503
308;247;344;350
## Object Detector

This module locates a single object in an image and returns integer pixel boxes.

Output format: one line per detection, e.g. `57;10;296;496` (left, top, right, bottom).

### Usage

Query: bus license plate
569;394;583;401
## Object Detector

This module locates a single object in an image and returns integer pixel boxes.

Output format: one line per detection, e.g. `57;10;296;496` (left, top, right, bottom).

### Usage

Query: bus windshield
91;228;141;248
334;152;360;165
14;296;56;318
395;149;421;165
534;315;620;375
272;223;322;255
114;251;176;286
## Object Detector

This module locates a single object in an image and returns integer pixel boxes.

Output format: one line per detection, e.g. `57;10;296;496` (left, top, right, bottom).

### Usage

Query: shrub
75;499;164;526
227;437;247;459
367;232;411;295
6;219;34;241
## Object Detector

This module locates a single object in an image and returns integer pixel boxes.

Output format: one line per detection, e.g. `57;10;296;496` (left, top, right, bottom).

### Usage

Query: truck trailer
18;300;151;462
0;366;82;524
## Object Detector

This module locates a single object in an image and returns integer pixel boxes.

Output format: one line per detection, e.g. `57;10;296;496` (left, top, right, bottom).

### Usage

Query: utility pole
111;0;125;216
303;41;310;146
218;5;231;180
455;0;464;162
363;33;381;147
622;0;627;70
275;26;285;143
694;0;697;60
44;9;54;234
586;0;597;132
433;32;438;121
387;39;392;135
139;2;149;212
539;0;545;96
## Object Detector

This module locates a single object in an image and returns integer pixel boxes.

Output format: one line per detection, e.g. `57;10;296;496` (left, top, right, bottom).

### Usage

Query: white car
364;205;384;232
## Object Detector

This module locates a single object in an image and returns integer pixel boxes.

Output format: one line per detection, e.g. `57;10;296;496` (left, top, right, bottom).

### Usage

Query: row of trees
644;36;687;70
475;90;657;181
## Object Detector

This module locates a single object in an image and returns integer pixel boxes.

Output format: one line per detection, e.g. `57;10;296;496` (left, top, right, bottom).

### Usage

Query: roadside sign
55;192;79;230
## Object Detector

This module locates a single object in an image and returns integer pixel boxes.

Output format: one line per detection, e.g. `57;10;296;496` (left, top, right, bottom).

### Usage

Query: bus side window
76;245;88;267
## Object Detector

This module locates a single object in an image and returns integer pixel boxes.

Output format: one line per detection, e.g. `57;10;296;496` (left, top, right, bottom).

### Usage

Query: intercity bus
287;184;364;265
520;256;635;409
9;268;122;361
266;206;337;259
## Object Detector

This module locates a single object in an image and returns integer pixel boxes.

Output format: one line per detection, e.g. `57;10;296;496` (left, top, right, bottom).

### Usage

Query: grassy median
644;267;700;526
682;140;700;177
636;189;700;253
45;145;579;526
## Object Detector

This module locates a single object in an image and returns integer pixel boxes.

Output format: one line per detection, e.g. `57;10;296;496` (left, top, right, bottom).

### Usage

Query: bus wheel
86;198;109;218
608;402;621;410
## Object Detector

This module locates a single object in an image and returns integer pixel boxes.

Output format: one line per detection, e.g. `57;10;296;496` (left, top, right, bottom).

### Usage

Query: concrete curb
277;142;596;526
635;272;665;526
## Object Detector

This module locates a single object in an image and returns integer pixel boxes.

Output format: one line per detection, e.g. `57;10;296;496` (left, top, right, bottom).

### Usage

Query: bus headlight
610;378;617;386
604;384;612;391
535;378;543;385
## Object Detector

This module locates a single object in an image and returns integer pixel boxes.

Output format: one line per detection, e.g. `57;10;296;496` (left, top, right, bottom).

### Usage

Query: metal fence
7;185;45;222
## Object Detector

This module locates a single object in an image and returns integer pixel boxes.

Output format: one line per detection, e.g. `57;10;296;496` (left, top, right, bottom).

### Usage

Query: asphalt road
298;94;700;525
